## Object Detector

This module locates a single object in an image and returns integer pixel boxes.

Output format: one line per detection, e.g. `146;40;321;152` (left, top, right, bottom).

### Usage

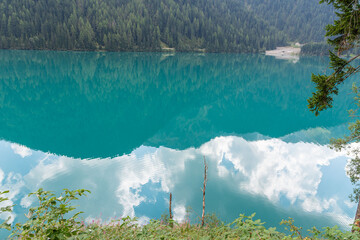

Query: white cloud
198;136;354;227
20;195;36;208
24;155;70;187
0;169;24;224
302;197;337;213
10;143;32;158
19;146;172;221
1;137;355;229
344;200;355;209
114;151;168;218
173;204;186;223
200;137;342;204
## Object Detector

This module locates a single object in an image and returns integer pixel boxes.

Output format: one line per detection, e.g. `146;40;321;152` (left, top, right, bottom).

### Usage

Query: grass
2;189;360;239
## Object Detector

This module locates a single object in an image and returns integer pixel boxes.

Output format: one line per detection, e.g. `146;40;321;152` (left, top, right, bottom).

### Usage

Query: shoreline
0;46;311;59
0;47;265;54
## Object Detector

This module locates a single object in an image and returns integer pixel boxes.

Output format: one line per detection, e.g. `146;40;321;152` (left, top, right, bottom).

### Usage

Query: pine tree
308;0;360;201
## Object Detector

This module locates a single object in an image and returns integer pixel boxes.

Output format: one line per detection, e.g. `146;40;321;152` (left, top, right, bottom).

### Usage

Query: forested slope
0;0;287;52
244;0;335;43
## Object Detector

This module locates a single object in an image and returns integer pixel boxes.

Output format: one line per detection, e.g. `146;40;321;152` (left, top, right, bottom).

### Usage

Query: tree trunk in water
169;193;173;227
201;156;208;227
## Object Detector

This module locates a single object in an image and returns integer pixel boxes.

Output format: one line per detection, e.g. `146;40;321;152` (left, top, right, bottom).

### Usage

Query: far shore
1;46;305;57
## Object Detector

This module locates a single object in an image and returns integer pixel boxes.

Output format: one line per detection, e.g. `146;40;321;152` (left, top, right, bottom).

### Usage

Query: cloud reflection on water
10;144;32;158
0;133;355;233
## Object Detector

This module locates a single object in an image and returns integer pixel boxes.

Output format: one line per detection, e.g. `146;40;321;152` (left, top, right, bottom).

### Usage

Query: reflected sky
0;133;355;236
0;51;357;237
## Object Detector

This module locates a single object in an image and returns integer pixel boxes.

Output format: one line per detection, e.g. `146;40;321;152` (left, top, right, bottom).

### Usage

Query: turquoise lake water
0;50;357;236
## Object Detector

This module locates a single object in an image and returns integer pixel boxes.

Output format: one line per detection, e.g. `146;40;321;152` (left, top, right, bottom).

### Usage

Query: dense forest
0;0;287;52
301;43;360;56
244;0;335;43
301;42;332;55
0;0;334;52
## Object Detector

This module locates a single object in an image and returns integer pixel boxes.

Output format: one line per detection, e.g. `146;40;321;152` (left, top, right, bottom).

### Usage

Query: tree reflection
0;51;351;158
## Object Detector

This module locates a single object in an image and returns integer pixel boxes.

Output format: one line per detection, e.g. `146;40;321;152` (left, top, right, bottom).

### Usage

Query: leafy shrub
3;188;360;239
10;188;90;240
0;190;13;231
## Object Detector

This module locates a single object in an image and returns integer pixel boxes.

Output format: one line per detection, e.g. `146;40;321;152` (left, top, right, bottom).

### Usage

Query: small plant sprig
229;213;284;239
280;217;304;239
0;190;13;231
10;188;90;240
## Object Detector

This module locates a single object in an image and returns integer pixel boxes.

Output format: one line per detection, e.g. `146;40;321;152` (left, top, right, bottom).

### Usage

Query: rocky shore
265;46;301;62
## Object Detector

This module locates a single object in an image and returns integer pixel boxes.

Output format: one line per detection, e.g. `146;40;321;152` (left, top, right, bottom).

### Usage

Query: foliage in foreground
1;189;360;239
10;188;90;239
0;190;12;231
307;0;360;200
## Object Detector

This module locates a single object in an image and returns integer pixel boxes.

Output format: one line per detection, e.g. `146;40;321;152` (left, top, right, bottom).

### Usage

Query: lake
0;50;356;236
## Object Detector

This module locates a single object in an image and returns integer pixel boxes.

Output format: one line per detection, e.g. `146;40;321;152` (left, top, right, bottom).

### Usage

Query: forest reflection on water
0;50;351;158
0;50;356;236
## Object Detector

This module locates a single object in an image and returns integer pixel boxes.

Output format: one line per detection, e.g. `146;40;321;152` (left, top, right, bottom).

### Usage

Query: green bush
10;188;90;240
